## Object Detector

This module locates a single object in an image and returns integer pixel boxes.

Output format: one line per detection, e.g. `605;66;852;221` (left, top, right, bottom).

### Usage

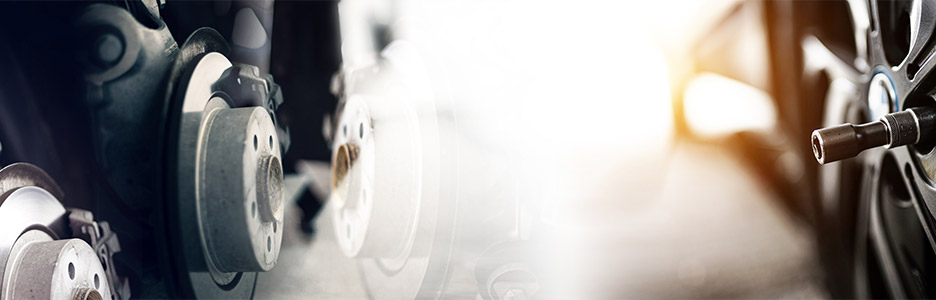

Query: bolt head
94;33;123;66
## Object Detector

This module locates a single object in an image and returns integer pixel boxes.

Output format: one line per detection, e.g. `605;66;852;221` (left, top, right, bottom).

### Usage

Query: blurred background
257;0;826;299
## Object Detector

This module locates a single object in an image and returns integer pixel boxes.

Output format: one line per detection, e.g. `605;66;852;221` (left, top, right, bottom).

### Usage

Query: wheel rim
809;0;936;297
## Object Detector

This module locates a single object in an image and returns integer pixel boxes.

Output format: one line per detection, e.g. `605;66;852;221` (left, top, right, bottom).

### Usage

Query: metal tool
812;106;936;164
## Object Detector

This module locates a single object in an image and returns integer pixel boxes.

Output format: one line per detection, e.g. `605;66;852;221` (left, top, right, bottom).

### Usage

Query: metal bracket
68;208;131;300
213;63;291;152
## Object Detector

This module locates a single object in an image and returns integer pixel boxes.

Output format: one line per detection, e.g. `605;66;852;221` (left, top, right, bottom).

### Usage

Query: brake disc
76;3;287;297
0;163;121;300
0;164;70;277
163;27;285;299
330;42;457;299
0;163;64;200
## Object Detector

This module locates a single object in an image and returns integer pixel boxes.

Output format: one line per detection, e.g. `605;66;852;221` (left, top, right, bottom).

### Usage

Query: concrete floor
254;162;367;299
253;142;826;299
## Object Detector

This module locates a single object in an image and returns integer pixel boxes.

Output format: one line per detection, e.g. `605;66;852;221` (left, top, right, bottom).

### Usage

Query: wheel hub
868;72;898;119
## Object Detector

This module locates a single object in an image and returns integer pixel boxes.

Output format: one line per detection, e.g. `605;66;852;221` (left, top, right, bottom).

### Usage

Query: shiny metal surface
811;107;936;164
867;73;896;119
0;163;64;201
0;164;70;292
812;121;888;164
0;187;68;297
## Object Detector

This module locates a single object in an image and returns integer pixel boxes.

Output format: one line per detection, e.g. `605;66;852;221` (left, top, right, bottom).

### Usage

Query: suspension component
812;106;936;164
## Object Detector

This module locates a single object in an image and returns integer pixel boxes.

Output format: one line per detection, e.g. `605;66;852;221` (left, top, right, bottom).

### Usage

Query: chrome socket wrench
811;107;936;164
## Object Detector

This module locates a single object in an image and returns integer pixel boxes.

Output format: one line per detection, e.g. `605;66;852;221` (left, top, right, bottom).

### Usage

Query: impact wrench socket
812;107;936;164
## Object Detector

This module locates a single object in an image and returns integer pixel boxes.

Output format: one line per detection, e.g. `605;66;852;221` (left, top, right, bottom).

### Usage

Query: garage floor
254;141;827;299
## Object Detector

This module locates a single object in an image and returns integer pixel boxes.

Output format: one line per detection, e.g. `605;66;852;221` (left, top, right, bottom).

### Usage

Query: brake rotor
330;41;460;299
0;163;64;201
0;164;69;271
163;27;284;299
0;163;111;300
162;28;247;298
72;4;284;297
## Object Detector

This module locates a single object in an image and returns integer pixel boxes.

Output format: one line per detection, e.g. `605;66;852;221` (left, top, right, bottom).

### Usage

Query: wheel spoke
802;34;863;84
822;79;861;128
847;0;872;71
869;0;883;43
902;0;936;89
904;153;936;254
